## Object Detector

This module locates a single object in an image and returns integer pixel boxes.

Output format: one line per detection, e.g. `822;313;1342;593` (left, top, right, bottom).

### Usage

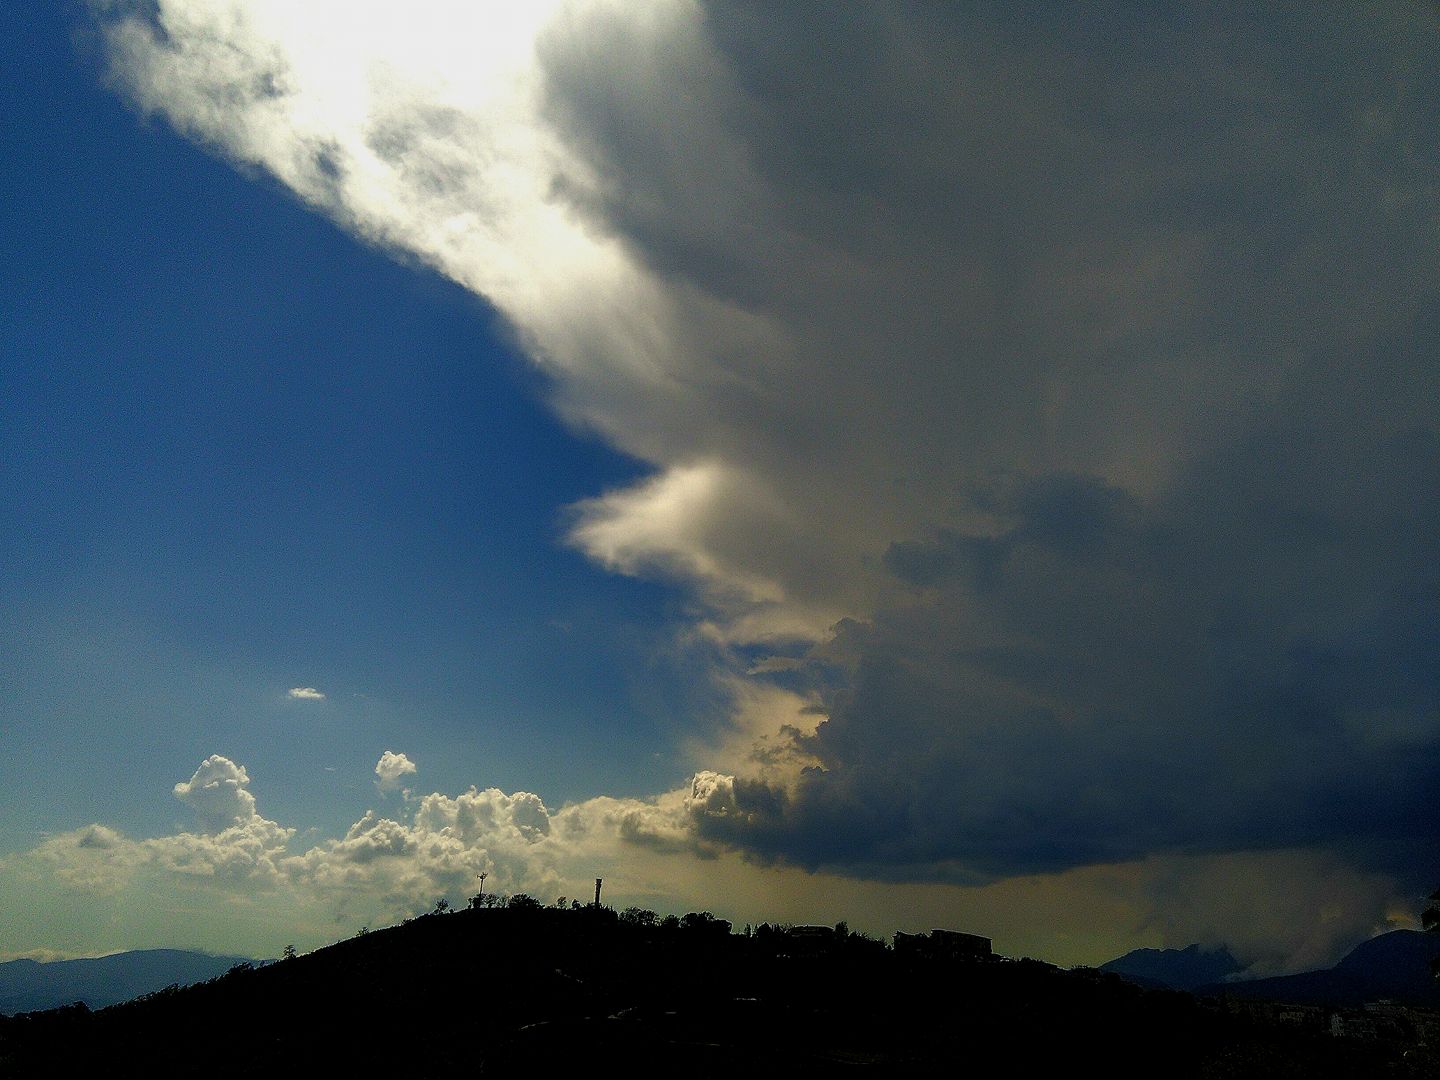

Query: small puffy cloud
173;755;258;832
287;687;325;700
374;751;418;793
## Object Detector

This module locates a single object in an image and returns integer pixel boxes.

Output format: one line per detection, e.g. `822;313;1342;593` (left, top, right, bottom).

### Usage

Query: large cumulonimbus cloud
88;2;1440;891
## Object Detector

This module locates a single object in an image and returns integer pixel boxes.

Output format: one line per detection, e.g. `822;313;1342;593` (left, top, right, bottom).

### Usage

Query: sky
2;1;1437;974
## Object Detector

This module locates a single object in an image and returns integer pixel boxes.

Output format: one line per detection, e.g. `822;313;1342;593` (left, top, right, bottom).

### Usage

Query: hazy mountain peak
1099;943;1244;990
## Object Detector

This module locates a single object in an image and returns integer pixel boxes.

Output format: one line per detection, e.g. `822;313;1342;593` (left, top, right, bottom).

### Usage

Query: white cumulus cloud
287;687;326;700
374;750;418;793
173;754;260;831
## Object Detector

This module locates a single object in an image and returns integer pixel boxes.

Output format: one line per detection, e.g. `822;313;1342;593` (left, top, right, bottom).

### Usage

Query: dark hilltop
2;898;1436;1078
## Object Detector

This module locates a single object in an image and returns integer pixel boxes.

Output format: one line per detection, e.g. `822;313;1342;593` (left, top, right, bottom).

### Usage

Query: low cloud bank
8;755;1414;973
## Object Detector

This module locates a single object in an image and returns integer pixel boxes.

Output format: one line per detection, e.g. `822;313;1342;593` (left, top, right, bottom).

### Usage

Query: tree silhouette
619;906;658;928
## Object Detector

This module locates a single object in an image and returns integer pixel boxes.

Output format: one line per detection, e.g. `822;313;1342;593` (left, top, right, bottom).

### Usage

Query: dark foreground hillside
1;907;1433;1078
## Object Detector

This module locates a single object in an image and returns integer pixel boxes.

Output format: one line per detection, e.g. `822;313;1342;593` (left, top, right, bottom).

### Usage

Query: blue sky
2;3;687;844
2;2;1437;973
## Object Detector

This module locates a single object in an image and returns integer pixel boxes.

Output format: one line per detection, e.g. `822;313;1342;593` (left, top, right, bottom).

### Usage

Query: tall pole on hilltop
594;877;602;907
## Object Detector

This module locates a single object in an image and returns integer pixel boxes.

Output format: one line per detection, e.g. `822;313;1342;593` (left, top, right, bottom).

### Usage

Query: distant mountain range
1102;931;1440;1006
0;949;252;1015
1100;943;1243;990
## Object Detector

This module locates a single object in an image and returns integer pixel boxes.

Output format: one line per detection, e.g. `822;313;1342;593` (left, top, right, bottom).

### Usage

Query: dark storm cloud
536;1;1440;628
699;433;1440;882
527;2;1440;884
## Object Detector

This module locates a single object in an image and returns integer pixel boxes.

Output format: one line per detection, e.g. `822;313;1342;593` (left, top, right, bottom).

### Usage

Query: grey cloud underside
93;1;1440;886
541;4;1440;880
697;458;1440;881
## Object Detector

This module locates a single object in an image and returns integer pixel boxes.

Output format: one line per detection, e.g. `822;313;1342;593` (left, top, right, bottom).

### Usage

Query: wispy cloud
287;687;325;701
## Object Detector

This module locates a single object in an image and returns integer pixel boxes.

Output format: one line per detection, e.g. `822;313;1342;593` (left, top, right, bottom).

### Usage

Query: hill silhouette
0;950;252;1015
1197;931;1440;1007
1100;943;1244;991
1;904;1433;1077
